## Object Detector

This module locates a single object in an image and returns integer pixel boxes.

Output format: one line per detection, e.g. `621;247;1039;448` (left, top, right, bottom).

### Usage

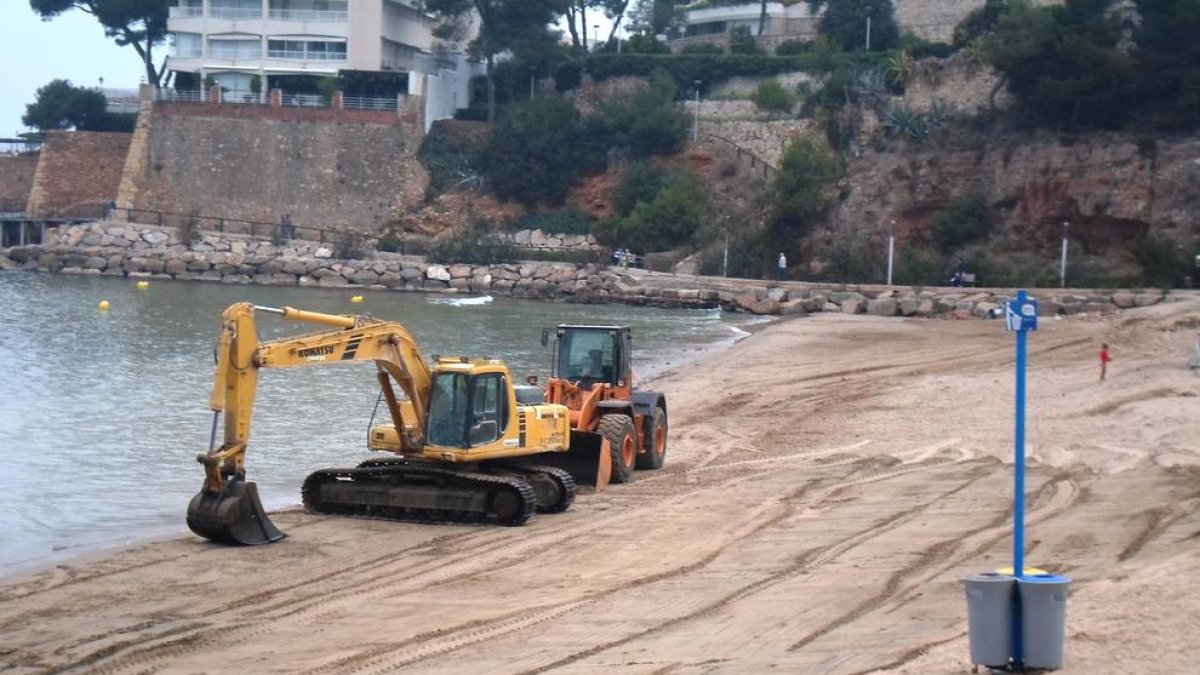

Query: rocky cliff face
828;132;1200;258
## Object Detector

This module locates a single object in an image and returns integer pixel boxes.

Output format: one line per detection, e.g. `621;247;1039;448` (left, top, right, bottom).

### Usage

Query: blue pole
1012;289;1028;669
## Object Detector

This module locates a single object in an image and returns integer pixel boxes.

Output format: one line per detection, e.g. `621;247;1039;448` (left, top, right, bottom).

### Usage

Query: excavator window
469;374;506;446
428;372;509;448
428;373;469;447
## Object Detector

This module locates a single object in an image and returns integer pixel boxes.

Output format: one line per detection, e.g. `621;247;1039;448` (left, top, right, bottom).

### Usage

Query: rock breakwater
0;223;1173;318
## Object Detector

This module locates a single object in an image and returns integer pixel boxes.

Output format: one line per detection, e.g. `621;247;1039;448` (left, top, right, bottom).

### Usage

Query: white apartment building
167;0;477;123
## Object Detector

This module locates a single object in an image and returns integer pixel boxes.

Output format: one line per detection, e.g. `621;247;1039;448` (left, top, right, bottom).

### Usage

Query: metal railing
266;49;346;61
155;89;206;103
169;6;204;18
119;207;340;243
268;9;347;22
342;95;398;111
154;88;402;114
210;7;262;20
703;133;778;179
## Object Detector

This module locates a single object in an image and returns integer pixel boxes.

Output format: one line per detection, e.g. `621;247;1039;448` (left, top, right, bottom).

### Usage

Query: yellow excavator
186;302;608;545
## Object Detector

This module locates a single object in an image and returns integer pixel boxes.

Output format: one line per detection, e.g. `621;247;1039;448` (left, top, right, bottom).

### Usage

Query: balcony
269;9;347;22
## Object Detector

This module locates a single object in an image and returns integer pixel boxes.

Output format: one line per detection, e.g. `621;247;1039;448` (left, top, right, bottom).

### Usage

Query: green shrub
894;246;945;286
682;43;724;55
582;51;888;90
728;26;761;55
774;40;809;56
483;96;586;206
513;209;594;235
417;122;485;195
613;161;667;217
751;80;795;112
377;231;403;253
1133;234;1189;288
770;134;843;240
933;194;993;252
590;70;688;159
428;220;520;265
178;211;203;246
554;60;582;91
594;167;709;254
333;228;367;259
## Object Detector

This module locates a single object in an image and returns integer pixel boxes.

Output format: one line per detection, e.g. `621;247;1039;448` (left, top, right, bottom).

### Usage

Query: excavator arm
188;302;433;545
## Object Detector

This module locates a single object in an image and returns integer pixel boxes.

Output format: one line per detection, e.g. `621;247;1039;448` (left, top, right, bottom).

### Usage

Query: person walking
1099;343;1112;381
777;251;787;282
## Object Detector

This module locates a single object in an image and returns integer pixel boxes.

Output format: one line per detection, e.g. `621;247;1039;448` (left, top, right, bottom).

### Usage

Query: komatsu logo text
298;345;336;361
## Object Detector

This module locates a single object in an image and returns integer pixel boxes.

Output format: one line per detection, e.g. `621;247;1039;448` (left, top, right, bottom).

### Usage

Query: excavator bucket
532;431;612;492
186;478;286;545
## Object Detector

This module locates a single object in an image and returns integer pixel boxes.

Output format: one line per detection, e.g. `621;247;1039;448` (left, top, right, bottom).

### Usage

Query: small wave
428;295;494;307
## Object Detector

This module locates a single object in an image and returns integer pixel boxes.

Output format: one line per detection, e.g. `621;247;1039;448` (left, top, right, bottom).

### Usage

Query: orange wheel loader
529;325;668;490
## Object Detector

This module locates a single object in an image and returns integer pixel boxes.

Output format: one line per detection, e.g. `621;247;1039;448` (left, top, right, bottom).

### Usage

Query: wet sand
2;298;1198;674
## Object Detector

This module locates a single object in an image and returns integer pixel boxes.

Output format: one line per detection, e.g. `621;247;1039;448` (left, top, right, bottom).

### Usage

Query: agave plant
886;50;916;87
927;98;952;129
885;103;929;140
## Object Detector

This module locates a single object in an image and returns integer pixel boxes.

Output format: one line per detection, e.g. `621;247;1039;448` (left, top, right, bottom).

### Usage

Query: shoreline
1;298;1198;672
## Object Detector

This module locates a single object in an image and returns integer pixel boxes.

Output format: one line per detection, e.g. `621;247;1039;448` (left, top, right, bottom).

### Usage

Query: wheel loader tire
636;406;668;470
599;414;637;484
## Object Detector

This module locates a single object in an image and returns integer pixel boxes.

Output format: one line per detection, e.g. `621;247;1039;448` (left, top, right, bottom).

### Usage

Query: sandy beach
2;297;1198;674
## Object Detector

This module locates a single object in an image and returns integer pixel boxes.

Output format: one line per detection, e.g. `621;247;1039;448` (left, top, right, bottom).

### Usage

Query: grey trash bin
1018;574;1070;669
963;573;1015;668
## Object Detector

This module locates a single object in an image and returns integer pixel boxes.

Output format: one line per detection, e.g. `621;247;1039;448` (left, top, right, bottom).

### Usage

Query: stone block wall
26;131;131;218
125;104;429;233
0;155;38;208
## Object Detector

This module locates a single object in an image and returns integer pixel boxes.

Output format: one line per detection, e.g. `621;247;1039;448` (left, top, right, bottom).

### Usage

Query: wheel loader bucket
530;431;611;492
187;478;286;545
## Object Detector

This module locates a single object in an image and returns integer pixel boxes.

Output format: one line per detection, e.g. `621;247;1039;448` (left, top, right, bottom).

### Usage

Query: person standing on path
777;251;787;281
1100;343;1112;381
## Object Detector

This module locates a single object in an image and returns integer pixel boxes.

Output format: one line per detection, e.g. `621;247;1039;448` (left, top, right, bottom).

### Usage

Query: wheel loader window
559;330;616;385
428;373;468;448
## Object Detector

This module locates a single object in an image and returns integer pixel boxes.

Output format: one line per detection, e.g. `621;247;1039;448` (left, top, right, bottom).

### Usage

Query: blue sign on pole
1007;290;1037;668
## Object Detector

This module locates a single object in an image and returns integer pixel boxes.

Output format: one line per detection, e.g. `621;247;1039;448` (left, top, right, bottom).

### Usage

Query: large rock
350;270;380;286
449;264;472;279
841;298;863;314
164;259;188;275
866;298;898;316
282;259;310;275
426;265;451;282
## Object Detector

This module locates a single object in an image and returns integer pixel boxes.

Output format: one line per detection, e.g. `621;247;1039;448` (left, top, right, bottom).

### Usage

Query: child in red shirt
1100;343;1112;381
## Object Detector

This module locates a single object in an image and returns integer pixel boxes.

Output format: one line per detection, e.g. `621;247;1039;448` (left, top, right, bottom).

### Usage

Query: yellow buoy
136;280;149;289
351;295;364;304
98;300;110;311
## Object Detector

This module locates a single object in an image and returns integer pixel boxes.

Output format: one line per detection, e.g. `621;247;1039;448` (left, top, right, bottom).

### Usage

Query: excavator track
302;460;537;526
500;464;576;514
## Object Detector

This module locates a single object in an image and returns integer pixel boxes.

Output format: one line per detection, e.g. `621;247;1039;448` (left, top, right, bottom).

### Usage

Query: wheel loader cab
554;326;631;389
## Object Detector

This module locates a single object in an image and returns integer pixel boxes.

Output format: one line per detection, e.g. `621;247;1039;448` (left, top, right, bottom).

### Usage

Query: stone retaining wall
1;222;1171;318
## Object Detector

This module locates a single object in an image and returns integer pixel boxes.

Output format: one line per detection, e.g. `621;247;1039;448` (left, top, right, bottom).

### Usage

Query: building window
268;38;346;60
208;38;262;59
172;32;203;57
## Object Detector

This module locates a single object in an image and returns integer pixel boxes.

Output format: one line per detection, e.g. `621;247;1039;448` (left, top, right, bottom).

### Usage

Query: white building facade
167;0;478;126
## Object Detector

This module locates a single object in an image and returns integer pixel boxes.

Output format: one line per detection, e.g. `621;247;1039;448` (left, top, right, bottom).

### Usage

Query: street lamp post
692;80;701;142
886;219;896;286
1060;220;1070;288
593;24;600;50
